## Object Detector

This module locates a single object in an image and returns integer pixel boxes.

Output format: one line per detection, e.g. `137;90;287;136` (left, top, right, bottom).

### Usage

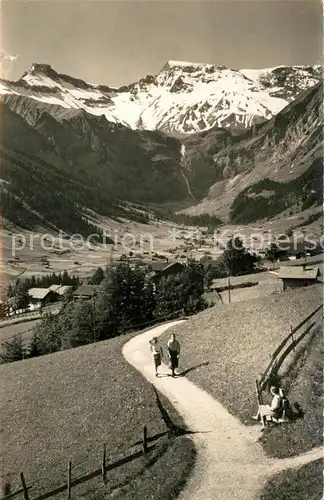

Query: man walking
167;333;181;377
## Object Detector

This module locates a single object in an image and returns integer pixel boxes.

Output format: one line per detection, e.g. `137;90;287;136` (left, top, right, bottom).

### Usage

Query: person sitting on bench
252;386;283;425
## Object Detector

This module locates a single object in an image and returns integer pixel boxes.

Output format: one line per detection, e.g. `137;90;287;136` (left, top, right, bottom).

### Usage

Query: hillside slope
0;333;191;498
0;99;190;232
160;285;322;422
181;82;323;220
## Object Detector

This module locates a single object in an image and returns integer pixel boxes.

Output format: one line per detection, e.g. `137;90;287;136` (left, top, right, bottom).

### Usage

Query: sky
1;0;323;86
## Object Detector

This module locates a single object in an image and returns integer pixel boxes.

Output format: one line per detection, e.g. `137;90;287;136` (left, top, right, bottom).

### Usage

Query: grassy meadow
260;325;323;458
159;285;322;424
0;332;195;499
260;459;323;500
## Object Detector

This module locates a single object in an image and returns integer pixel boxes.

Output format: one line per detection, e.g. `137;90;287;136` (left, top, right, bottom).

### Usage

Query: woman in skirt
150;337;163;377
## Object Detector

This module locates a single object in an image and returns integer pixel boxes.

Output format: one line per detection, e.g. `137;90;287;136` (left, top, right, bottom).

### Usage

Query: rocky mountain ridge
180;82;323;221
0;61;321;135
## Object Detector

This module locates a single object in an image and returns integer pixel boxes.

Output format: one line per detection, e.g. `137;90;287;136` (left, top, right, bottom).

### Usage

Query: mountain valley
0;60;322;238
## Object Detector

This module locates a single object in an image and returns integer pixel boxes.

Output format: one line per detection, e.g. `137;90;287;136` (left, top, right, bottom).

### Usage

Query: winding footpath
122;320;323;500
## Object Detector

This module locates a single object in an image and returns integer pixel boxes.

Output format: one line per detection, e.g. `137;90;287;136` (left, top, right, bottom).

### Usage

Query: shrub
1;335;26;363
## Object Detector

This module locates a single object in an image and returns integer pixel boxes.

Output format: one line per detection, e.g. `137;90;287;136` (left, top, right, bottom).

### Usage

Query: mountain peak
20;63;60;87
30;62;54;72
162;60;216;71
166;60;209;67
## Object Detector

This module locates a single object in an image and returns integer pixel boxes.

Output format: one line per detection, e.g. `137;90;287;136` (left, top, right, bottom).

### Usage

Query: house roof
147;261;170;272
277;266;320;280
56;285;72;295
48;284;73;295
28;288;52;300
73;285;97;297
159;261;184;273
152;262;184;280
210;271;277;290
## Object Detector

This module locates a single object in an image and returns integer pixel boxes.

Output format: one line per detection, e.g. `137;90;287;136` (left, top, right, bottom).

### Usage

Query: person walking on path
167;333;181;377
150;337;163;377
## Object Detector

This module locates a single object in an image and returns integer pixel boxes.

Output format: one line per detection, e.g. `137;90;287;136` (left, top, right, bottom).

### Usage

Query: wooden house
277;266;321;291
28;288;60;310
72;285;98;300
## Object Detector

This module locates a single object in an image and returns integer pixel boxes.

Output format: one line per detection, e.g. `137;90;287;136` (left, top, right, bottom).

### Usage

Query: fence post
143;425;148;454
20;473;29;500
101;444;107;485
257;379;264;404
2;480;11;497
67;461;72;499
255;379;261;405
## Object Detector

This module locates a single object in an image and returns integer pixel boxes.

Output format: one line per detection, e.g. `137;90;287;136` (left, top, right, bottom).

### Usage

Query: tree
61;302;93;349
10;281;30;313
1;335;26;363
285;226;293;237
89;267;105;285
15;288;31;311
62;287;74;306
31;313;62;354
106;263;155;332
264;243;287;262
21;272;80;290
223;237;259;276
94;276;116;339
204;262;227;289
10;260;210;362
28;332;43;358
154;275;183;318
61;270;70;285
154;263;208;318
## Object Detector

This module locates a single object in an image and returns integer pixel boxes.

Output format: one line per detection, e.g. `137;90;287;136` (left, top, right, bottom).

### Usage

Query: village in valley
1;213;323;320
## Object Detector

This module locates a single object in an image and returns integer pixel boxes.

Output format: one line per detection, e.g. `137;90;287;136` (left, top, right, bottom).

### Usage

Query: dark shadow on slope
151;383;212;438
179;361;210;377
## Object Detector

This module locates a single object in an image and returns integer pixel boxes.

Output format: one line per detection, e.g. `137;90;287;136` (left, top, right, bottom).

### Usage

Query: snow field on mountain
0;61;321;134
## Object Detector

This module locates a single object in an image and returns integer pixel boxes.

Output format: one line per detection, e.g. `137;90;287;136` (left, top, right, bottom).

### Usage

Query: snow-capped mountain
0;61;321;135
180;81;323;221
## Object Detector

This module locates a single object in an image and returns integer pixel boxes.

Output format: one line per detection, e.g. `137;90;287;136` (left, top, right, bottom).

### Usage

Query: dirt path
268;445;324;474
122;320;322;500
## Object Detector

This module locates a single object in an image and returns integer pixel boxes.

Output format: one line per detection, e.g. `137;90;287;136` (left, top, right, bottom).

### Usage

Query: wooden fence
255;302;323;401
1;425;159;500
0;385;183;500
0;305;61;329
